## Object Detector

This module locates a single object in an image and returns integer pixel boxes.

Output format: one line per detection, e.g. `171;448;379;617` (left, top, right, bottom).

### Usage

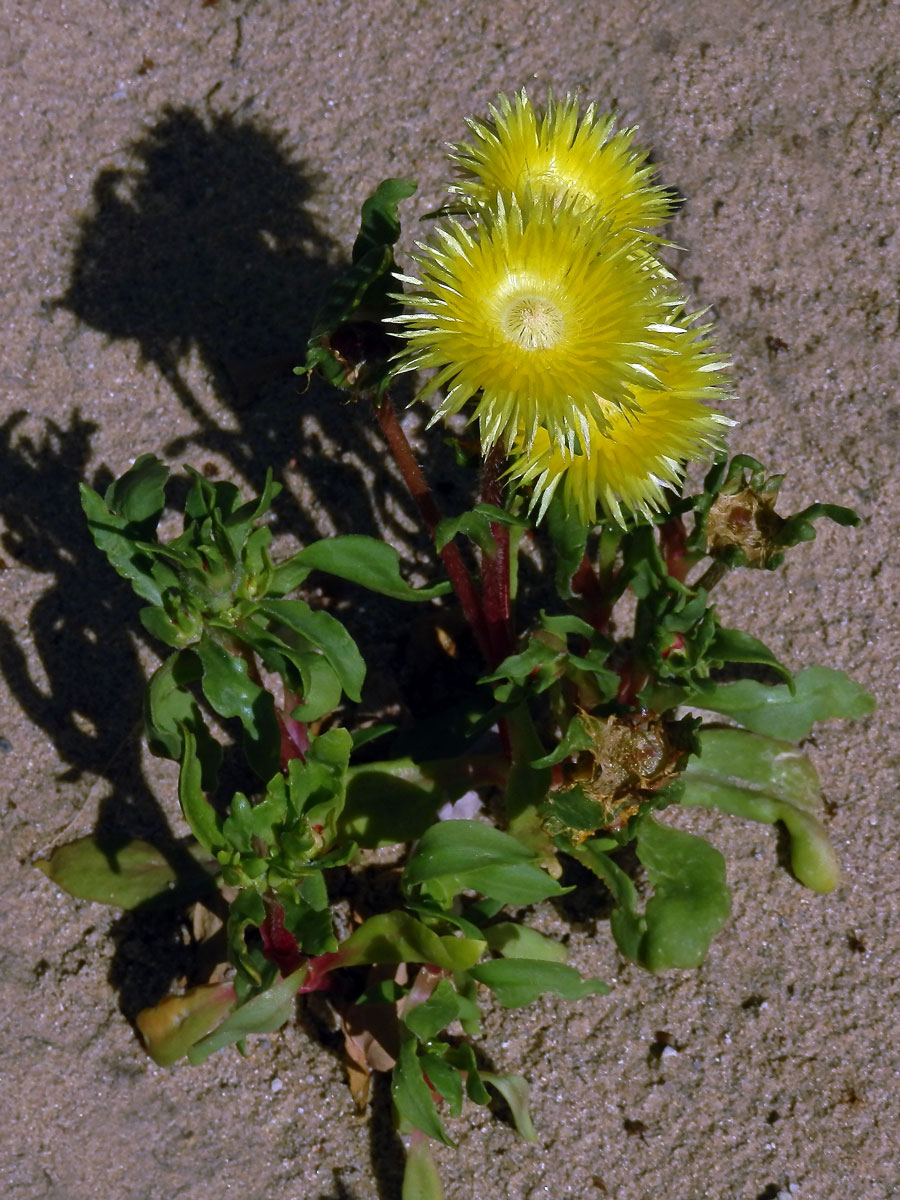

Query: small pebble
270;1078;283;1094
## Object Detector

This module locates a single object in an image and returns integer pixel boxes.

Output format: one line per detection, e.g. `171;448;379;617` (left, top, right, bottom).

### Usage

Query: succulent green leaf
421;1054;464;1118
340;912;487;969
706;627;793;685
652;665;875;740
339;912;485;972
482;922;568;963
393;1031;453;1146
404;978;463;1043
435;503;527;555
467;959;608;1008
178;728;225;856
195;634;280;780
634;813;732;971
479;1072;537;1141
353;177;418;262
271;536;450;601
682;726;840;892
144;651;222;789
80;480;166;605
260;598;365;702
36;836;215;910
445;1041;489;1101
187;966;307;1065
565;839;643;963
544;488;591;598
402;820;567;907
402;1133;445;1200
137;982;237;1067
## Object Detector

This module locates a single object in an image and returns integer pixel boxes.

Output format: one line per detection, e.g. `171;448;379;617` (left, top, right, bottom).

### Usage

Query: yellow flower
391;192;679;455
506;317;732;526
449;90;674;234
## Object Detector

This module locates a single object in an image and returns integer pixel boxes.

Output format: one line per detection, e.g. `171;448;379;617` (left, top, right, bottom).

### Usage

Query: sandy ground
1;1;899;1197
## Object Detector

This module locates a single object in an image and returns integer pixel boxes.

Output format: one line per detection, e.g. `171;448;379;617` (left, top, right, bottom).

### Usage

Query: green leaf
482;922;568;963
195;634;280;780
343;753;498;845
565;839;643;963
272;536;450;601
421;1054;464;1118
634;813;732;971
444;1041;490;1102
178;728;225;856
402;1133;445;1200
136;982;237;1067
260;598;365;701
353;177;417;262
467;959;608;1008
144;651;222;789
339;912;485;972
105;453;170;528
393;1031;453;1146
80;480;166;605
402;820;567;907
404;978;463;1042
544;487;590;598
681;726;840;892
657;665;875;740
36;836;215;910
707;627;793;685
435;503;527;555
480;1072;537;1141
187;967;307;1065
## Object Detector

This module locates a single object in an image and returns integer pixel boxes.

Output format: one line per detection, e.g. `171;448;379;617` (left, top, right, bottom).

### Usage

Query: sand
1;1;898;1197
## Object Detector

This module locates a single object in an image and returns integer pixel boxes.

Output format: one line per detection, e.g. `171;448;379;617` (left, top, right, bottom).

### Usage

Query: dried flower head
506;317;732;525
449;90;674;234
392;192;679;454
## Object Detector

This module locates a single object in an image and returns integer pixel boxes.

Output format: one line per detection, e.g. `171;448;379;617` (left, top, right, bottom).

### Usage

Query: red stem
571;552;613;635
659;515;689;583
372;392;492;662
480;443;512;668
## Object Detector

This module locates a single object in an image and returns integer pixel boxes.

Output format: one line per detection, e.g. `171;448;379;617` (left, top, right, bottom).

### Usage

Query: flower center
501;294;565;350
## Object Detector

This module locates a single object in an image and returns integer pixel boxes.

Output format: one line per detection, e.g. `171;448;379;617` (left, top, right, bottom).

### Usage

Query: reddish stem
372;392;492;662
480;444;512;668
659;515;690;583
260;899;303;976
571;552;613;635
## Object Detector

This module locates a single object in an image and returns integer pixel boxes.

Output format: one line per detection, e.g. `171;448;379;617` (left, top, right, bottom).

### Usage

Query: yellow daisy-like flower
449;90;674;234
507;319;732;526
392;192;680;455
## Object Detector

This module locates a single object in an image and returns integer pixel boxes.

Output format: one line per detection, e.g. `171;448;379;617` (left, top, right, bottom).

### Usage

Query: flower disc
393;194;678;454
450;90;674;233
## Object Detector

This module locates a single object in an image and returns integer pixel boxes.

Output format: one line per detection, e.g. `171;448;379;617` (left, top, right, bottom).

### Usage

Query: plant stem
571;552;612;634
480;443;512;668
372;391;492;662
659;515;690;583
691;558;728;593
